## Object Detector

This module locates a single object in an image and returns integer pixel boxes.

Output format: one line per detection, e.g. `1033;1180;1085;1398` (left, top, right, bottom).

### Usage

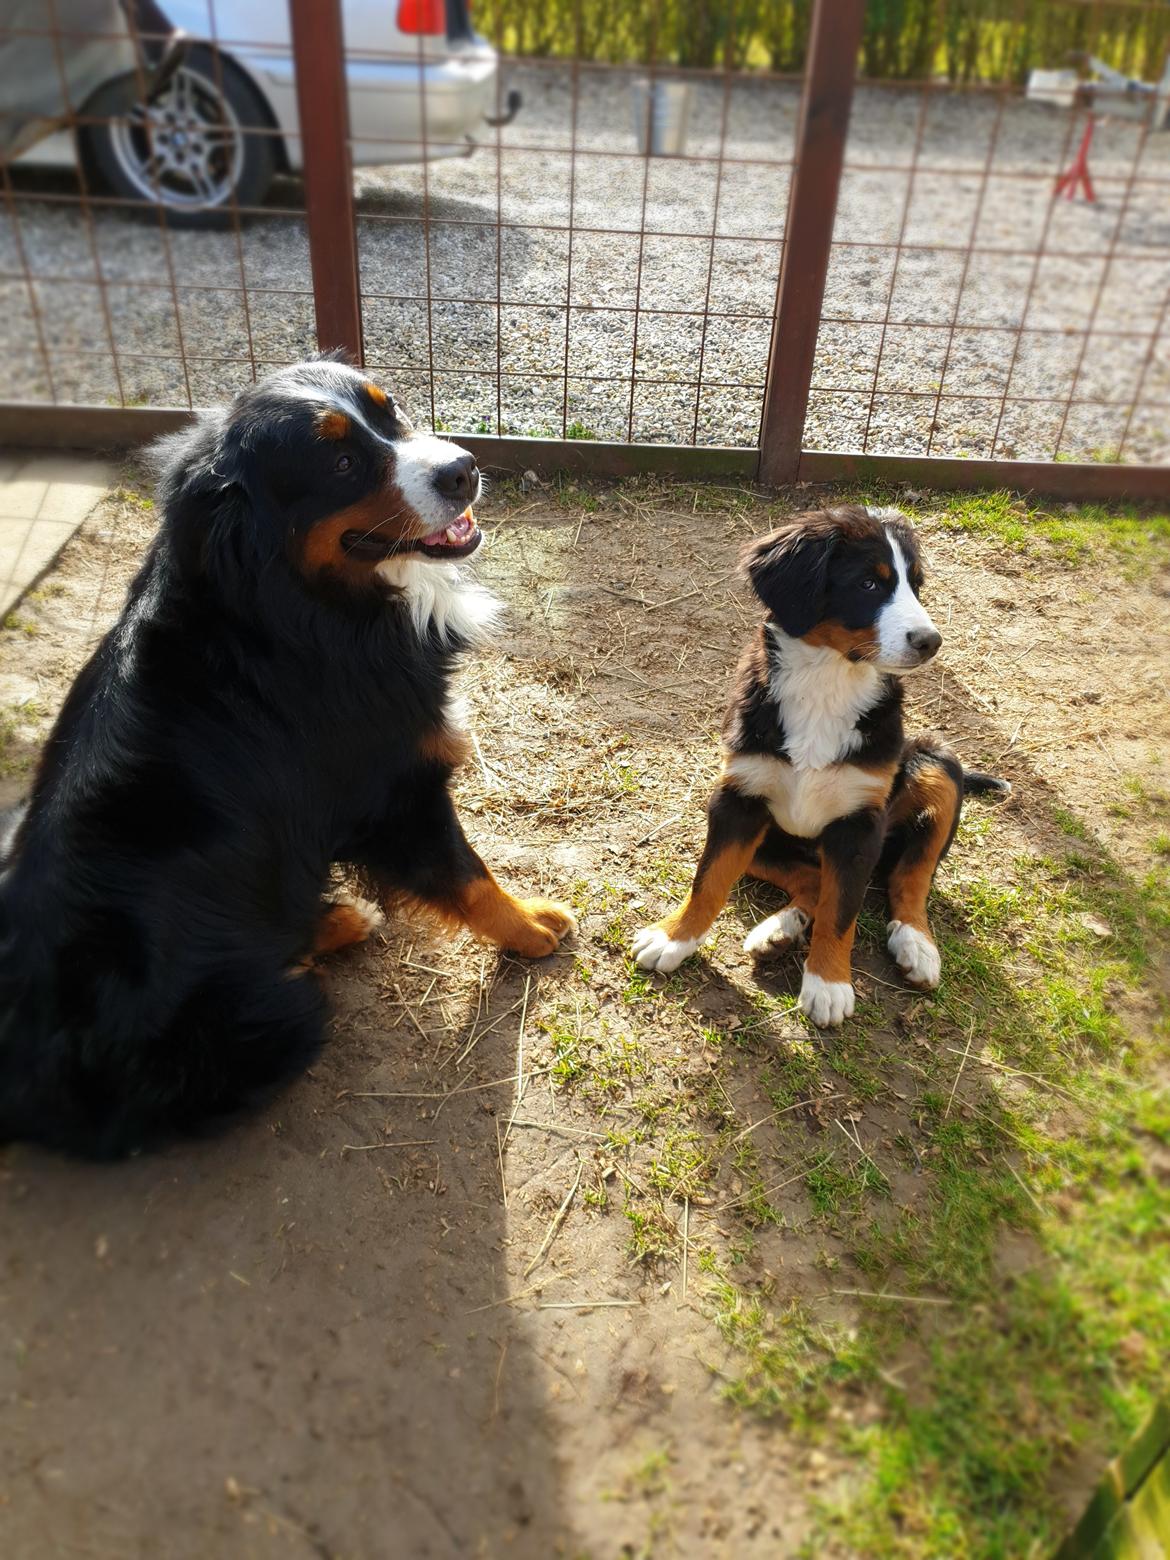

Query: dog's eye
334;453;353;474
860;576;879;592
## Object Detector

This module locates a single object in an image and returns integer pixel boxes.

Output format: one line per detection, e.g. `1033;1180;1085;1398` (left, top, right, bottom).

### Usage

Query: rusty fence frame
0;0;1168;502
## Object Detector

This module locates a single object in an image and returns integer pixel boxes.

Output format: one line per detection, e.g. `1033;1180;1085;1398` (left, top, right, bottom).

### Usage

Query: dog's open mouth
342;508;481;562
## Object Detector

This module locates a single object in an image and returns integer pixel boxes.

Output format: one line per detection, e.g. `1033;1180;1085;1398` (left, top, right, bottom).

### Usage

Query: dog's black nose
908;627;942;658
433;453;478;503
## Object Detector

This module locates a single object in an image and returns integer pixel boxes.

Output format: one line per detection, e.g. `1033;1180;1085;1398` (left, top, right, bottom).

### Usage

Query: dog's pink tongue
421;507;475;547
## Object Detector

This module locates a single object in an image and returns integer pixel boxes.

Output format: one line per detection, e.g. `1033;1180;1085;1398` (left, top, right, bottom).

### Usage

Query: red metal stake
1054;115;1097;202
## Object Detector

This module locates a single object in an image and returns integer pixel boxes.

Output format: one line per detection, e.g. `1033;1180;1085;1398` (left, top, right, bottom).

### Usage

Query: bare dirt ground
0;471;1168;1559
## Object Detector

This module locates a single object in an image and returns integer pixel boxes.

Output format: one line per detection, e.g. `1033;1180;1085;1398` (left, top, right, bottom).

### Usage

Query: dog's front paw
631;924;700;973
799;968;855;1027
744;906;810;958
887;921;941;990
507;898;577;958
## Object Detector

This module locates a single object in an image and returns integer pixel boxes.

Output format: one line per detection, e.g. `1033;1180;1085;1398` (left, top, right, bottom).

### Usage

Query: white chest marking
724;751;890;839
766;629;884;769
374;556;501;644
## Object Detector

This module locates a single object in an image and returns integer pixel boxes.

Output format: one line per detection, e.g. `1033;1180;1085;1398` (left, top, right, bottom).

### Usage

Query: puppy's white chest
724;752;888;839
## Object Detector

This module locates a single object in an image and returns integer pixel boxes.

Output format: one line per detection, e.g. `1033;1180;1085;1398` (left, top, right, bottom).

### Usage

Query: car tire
80;47;279;229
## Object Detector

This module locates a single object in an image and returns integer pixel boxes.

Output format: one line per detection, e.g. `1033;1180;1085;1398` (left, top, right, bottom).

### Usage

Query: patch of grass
0;700;44;778
599;914;629;952
565;420;598;441
706;1273;867;1425
629;1446;672;1497
624;1198;678;1265
647;1129;713;1201
927;490;1170;571
542;1023;586;1090
1052;806;1092;841
805;1150;890;1216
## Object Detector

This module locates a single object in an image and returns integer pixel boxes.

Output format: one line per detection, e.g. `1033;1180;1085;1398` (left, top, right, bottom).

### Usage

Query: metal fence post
758;0;866;487
288;0;364;362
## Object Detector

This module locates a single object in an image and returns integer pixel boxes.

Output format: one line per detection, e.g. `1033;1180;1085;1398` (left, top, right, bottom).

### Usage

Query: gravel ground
2;64;1169;460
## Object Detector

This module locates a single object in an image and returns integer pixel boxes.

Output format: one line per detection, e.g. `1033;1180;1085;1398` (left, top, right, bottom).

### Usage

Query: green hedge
477;0;1170;85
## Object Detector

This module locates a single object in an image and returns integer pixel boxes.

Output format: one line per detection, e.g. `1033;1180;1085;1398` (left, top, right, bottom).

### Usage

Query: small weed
623;1199;678;1265
805;1151;889;1216
647;1130;713;1201
1052;806;1091;840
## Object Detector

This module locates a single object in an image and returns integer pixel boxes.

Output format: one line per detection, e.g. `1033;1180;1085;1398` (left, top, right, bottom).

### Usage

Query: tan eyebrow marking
364;382;388;406
875;562;892;580
316;410;350;440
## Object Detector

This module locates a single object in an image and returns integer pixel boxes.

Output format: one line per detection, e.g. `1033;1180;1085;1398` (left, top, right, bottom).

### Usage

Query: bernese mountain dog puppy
0;358;574;1157
632;505;1007;1027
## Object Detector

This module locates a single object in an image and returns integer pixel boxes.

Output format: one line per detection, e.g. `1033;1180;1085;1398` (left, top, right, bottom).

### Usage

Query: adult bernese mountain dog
0;358;574;1157
632;505;1008;1027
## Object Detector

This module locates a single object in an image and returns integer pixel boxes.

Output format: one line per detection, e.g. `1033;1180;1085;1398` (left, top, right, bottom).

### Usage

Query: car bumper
246;45;502;168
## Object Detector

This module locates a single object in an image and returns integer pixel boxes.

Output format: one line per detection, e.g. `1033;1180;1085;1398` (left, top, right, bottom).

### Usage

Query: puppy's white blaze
877;533;937;670
743;906;809;956
765;629;885;769
799;969;855;1027
375;556;502;645
887;920;941;989
631;925;701;973
393;433;475;532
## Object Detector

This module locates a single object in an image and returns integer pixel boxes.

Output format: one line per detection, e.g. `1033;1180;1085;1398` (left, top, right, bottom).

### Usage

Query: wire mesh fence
807;40;1170;466
0;0;1167;493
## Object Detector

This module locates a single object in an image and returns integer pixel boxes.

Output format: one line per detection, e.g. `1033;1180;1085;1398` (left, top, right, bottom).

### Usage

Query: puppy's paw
799;968;855;1028
887;920;941;990
631;924;701;973
507;898;577;958
743;906;810;958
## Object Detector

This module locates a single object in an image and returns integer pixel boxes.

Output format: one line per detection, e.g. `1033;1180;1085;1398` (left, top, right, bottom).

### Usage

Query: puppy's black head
740;506;941;671
152;359;482;597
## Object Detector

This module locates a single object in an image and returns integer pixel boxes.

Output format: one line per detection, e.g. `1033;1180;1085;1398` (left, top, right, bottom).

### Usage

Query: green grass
923;490;1170;571
583;763;1168;1553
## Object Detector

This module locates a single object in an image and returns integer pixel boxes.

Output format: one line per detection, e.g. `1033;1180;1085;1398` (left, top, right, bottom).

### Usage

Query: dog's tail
963;769;1012;798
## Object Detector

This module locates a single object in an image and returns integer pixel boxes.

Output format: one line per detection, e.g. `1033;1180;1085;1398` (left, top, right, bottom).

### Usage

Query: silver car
11;0;515;227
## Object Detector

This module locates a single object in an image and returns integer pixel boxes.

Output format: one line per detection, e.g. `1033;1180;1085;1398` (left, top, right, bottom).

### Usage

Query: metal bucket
631;80;691;156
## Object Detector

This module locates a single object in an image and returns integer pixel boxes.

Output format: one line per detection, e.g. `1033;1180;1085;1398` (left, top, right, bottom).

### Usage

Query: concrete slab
0;452;114;617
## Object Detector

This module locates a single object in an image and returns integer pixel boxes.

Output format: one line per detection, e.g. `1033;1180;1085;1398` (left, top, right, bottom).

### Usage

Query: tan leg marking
746;857;821;916
296;895;384;972
886;765;961;935
885;762;961;991
661;836;766;946
425;873;576;959
804;860;858;986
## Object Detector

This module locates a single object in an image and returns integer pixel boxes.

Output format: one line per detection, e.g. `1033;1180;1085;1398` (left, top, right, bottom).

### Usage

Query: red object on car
397;0;446;34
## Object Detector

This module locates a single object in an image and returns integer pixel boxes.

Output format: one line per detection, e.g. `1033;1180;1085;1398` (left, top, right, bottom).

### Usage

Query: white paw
744;906;810;958
799;968;855;1028
887;920;941;990
631;925;701;973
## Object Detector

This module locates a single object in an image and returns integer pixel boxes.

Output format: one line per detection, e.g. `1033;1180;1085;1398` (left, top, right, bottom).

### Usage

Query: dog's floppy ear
147;413;248;578
739;516;837;637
